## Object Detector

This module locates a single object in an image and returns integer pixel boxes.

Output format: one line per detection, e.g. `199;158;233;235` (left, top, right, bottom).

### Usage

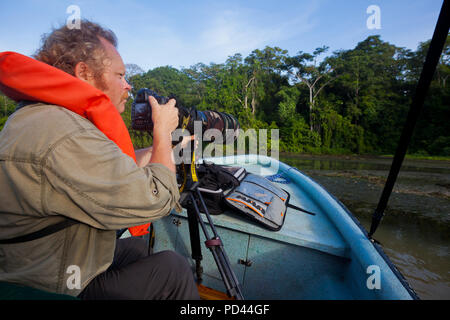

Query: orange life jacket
0;51;150;237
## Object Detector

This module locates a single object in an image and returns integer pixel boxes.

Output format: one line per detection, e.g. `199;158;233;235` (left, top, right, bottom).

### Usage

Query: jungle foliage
1;35;449;156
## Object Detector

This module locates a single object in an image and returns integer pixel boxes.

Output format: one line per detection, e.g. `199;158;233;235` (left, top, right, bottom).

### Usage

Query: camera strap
190;149;198;182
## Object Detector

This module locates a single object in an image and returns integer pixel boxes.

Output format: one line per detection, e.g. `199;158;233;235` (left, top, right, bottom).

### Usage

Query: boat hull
150;155;417;300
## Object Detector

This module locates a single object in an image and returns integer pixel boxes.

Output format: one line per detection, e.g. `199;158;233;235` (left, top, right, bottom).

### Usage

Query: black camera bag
195;161;315;231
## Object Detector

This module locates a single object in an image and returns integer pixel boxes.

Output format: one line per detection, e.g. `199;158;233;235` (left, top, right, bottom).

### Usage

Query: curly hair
34;20;118;88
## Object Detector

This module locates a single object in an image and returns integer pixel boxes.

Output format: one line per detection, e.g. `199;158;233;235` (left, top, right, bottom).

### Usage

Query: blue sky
0;0;443;72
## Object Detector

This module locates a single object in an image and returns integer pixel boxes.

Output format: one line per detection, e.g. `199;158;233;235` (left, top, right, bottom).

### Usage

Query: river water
279;153;450;300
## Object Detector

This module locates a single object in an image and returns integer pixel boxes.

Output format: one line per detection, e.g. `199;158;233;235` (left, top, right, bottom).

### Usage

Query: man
0;20;199;299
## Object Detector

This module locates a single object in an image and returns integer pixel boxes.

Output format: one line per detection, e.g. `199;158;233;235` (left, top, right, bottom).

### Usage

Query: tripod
178;148;244;300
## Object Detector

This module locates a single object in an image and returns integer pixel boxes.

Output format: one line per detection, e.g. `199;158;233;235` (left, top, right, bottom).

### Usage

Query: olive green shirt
0;103;181;296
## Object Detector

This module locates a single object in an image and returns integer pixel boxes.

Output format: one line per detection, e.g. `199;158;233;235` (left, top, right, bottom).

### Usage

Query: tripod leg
186;206;203;283
189;192;244;300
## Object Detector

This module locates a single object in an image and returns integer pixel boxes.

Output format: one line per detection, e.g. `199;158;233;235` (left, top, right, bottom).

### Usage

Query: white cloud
199;10;281;56
120;2;320;70
189;5;317;67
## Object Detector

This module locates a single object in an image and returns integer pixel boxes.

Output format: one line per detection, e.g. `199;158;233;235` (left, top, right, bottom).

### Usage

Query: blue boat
149;154;418;300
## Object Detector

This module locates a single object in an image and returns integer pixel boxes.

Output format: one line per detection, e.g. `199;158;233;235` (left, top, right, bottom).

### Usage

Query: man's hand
148;96;179;173
149;96;178;135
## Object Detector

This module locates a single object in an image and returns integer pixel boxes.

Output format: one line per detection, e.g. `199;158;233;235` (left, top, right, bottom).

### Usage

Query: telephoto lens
131;88;239;143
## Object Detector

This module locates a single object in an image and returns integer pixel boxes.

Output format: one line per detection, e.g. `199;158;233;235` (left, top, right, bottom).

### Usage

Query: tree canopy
1;35;449;156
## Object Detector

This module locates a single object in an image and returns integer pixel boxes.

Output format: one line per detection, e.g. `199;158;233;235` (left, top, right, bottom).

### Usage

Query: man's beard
121;91;129;102
94;75;108;92
94;75;129;105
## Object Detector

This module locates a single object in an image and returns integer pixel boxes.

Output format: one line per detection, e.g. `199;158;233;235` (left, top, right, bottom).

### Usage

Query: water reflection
280;154;450;174
358;215;450;300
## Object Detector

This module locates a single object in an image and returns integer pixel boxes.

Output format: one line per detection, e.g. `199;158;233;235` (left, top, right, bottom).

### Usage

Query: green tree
244;46;288;116
325;36;411;153
284;46;337;133
118;35;448;156
0;94;16;131
276;86;300;122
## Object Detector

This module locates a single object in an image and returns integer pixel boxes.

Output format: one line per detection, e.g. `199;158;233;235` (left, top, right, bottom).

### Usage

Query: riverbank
279;151;450;163
279;153;450;238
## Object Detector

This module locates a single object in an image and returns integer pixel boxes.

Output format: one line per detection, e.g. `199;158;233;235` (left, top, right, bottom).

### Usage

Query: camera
131;88;239;143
